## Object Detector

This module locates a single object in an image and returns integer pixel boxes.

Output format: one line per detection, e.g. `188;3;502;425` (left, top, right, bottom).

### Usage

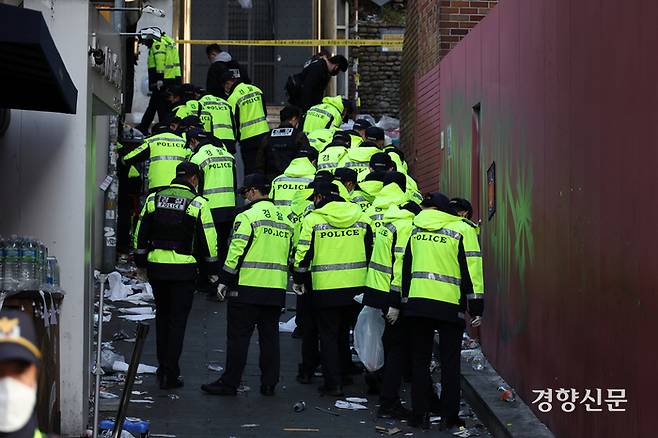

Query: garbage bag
106;271;133;301
353;305;385;372
376;115;400;130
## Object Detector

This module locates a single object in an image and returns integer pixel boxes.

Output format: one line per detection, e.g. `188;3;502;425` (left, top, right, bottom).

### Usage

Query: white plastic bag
353;305;385;372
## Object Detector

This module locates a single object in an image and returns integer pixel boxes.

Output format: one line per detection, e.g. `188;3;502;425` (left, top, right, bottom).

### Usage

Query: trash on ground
376;426;401;435
112;330;132;341
112;361;158;374
150;435;176;437
279;316;297;332
470;352;486;371
237;384;250;393
99;391;119;399
283;428;320;432
129;399;154;404
293;401;306;412
131;391;147;396
207;363;224;372
101;349;125;371
241;424;259;428
430;416;441;423
118;306;155;315
119;313;156;321
453;427;480;437
345;397;367;403
498;386;515;402
168;394;180;400
335;400;368;410
314;406;340;416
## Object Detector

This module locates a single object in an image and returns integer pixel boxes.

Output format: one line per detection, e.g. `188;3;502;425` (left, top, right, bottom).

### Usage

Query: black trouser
150;279;195;380
408;316;463;420
316;305;354;388
239;133;267;175
298;293;320;376
221;301;281;388
137;90;168;133
211;216;232;270
380;316;411;407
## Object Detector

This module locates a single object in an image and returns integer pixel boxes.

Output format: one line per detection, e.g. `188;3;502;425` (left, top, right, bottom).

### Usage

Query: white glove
156;80;164;90
471;316;482;327
292;283;306;296
386;307;400;325
217;283;227;301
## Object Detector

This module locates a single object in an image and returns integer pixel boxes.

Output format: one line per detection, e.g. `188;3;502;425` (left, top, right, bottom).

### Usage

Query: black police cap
353;119;372;131
0;310;41;364
307;181;341;200
422;192;453;213
176;161;200;178
334;167;358;184
365;126;385;142
370;152;394;172
240;173;270;194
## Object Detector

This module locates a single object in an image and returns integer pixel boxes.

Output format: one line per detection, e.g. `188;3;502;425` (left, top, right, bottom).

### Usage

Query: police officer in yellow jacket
202;174;293;397
302;96;346;134
401;193;484;430
293;181;374;396
270;146;318;215
123;120;191;193
224;71;270;175
188;128;237;284
364;199;422;420
134;162;219;389
198;93;237;153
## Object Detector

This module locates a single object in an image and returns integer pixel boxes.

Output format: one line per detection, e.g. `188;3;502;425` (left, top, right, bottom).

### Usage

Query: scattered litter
430;416;441;423
293;401;306;412
404;434;414;436
453;427;480;437
112;361;158;374
376;426;401;435
130;399;154;404
237;384;250;393
207;363;224;373
150;435;176;437
112;330;132;341
314;406;340;416
106;271;134;301
283;428;319;432
119;314;156;321
360;421;366;424
279;316;297;333
345;397;367;403
102;374;125;383
498;386;515;402
168;394;180;400
94;313;112;324
429;359;439;373
101;350;125;371
212;349;224;353
131;391;147;396
471;352;486;371
118;307;155;315
99;391;119;399
241;424;259;428
335;400;368;410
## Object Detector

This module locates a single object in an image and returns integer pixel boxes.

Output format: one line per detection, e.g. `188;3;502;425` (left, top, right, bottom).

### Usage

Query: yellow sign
175;39;404;47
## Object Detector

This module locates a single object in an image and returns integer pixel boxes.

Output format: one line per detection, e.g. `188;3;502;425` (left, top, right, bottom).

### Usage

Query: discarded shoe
377;402;412;420
201;379;237;396
260;384;275;396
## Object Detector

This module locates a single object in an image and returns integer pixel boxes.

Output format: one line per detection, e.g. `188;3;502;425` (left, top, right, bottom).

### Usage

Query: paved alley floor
100;291;488;438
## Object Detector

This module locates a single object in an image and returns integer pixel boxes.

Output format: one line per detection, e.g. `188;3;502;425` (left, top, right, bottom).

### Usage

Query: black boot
408;412;430;430
377;401;412;420
200;379;237;396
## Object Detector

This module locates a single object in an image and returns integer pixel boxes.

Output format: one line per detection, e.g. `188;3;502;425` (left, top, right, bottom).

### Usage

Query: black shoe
160;376;184;390
440;417;466;430
296;373;313;384
291;327;303;339
317;385;344;397
260;384;275;396
408;413;430;430
201;379;237;396
429;394;442;414
377;402;412;420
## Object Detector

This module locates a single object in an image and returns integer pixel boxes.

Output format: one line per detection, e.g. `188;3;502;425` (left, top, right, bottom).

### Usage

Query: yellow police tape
175;38;404;47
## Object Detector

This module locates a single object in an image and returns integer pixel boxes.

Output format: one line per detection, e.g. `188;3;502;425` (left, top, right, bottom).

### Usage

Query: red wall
438;0;658;436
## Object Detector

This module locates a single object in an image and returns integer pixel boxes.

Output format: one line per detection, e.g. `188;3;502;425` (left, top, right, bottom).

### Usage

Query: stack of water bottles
0;235;61;293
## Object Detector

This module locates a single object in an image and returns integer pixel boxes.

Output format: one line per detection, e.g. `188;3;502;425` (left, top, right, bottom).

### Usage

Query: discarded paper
335;400;368;410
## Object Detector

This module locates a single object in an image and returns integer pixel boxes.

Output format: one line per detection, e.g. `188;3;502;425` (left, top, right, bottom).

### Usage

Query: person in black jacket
205;44;251;99
258;105;309;182
291;54;348;112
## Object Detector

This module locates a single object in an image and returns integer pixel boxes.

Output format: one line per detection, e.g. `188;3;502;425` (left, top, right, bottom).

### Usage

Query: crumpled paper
335;400;368;410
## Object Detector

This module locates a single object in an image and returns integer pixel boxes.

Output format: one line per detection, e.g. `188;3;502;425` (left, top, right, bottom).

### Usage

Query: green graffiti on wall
441;89;534;342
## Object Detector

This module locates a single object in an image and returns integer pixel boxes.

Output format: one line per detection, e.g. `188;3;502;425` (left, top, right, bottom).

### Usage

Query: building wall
350;22;402;118
439;0;658;436
0;1;92;434
400;0;497;191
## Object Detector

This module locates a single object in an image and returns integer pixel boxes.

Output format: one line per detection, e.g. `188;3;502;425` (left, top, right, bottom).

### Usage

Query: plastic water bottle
3;236;20;292
19;237;38;290
471;351;485;371
37;241;47;290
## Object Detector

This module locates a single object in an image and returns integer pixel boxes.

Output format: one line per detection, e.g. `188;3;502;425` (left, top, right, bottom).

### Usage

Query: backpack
285;58;322;103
